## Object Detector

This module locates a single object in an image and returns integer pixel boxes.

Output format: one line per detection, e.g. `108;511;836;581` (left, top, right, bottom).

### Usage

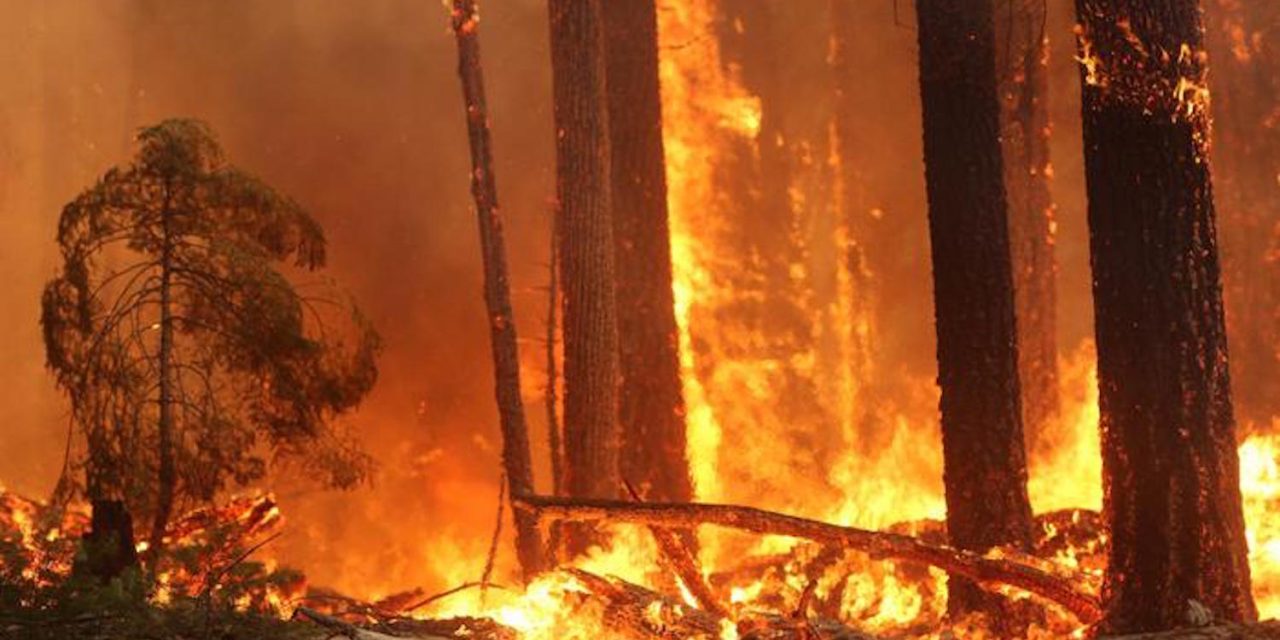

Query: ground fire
2;0;1280;639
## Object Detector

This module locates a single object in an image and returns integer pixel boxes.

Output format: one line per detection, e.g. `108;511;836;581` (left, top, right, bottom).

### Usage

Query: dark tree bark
450;0;547;580
600;0;693;504
1073;0;1256;632
79;499;139;583
996;0;1061;453
914;0;1035;618
549;0;622;527
1204;0;1280;430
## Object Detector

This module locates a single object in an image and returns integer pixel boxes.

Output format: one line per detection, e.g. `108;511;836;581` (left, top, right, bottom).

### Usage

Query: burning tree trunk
600;0;692;503
1204;0;1280;430
449;0;547;580
996;0;1061;454
548;0;622;530
1073;0;1256;632
913;0;1035;617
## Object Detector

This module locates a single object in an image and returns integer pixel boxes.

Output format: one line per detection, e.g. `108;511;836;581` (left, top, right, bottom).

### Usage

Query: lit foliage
40;119;380;523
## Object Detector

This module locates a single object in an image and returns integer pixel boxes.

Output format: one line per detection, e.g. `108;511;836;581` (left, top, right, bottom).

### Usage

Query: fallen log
514;494;1101;624
1100;621;1280;639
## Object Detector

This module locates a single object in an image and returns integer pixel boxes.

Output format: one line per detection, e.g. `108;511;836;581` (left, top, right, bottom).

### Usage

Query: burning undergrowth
0;424;1276;639
0;492;304;638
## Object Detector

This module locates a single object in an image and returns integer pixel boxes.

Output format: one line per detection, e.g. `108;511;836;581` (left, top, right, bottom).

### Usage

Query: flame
1074;24;1107;88
1241;430;1280;617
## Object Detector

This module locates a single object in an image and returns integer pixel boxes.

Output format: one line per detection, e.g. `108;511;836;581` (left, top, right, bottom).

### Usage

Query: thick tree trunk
600;0;692;504
1073;0;1256;633
549;0;622;548
148;186;176;559
914;0;1035;617
449;0;547;580
996;0;1061;453
1204;0;1280;430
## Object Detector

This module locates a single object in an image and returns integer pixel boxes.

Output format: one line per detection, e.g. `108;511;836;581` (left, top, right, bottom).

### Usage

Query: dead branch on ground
514;494;1101;624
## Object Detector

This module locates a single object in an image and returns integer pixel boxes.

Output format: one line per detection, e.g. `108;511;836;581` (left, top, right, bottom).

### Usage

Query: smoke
0;0;559;596
0;0;1143;599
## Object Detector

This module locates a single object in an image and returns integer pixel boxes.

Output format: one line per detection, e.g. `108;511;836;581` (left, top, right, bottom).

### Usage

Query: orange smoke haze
0;0;564;597
5;0;1259;616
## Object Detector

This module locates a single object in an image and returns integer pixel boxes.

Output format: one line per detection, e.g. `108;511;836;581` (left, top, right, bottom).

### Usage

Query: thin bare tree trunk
449;0;547;580
914;0;1035;618
600;0;692;503
549;0;621;553
1074;0;1256;632
996;0;1060;453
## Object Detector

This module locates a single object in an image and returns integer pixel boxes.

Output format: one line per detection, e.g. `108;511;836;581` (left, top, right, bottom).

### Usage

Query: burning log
514;494;1102;624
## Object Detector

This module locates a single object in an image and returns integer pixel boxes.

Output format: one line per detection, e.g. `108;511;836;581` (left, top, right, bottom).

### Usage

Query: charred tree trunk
1073;0;1256;632
600;0;692;503
914;0;1035;618
1204;0;1280;430
996;0;1061;454
549;0;622;549
450;0;547;580
77;499;138;583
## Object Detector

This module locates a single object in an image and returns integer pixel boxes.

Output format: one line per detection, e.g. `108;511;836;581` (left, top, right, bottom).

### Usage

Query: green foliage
41;118;380;524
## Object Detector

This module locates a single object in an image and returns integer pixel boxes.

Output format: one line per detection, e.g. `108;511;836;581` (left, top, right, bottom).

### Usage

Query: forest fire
4;0;1280;638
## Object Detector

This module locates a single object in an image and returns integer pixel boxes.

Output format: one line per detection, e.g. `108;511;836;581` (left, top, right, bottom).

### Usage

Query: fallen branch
514;494;1101;624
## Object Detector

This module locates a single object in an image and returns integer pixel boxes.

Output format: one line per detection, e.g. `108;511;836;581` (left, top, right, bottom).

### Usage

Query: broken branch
513;494;1101;624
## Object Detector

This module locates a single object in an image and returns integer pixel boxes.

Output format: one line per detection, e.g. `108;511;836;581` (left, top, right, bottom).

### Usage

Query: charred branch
513;494;1101;624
